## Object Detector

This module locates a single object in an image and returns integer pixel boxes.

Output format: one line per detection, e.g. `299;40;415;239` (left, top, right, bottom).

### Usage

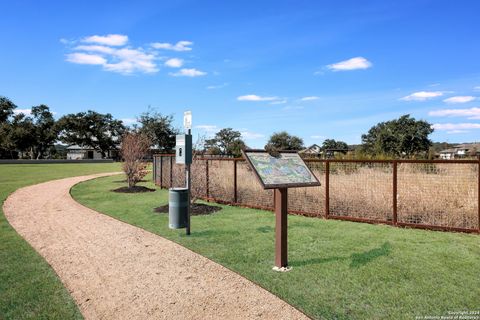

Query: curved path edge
3;174;308;320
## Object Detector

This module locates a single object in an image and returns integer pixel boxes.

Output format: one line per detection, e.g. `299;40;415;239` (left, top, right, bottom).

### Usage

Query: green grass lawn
72;175;480;320
0;163;120;320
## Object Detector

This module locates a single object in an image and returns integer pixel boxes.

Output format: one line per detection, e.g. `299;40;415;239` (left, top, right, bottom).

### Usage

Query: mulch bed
113;180;148;183
154;203;222;215
113;186;156;193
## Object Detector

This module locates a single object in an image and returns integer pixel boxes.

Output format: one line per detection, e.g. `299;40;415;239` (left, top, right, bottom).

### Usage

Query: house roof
440;143;480;154
66;145;94;150
454;143;480;150
299;144;322;154
439;148;457;153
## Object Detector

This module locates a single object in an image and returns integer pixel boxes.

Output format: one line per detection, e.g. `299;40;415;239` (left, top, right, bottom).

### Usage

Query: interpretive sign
242;149;320;270
243;150;320;189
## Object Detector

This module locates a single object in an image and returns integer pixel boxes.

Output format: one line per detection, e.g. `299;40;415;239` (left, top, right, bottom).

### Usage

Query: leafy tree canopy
31;105;58;158
137;111;178;152
321;139;349;151
0;96;16;123
5;113;36;154
265;131;304;151
57;110;125;157
360;114;433;158
204;128;246;157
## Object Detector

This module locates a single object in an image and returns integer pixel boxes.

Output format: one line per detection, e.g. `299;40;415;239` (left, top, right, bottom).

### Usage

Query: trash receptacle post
186;129;191;236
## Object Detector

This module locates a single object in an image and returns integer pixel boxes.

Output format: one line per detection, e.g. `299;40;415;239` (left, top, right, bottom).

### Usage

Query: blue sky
1;0;480;148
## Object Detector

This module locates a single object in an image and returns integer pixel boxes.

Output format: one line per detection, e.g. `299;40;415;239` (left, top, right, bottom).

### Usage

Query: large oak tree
57;110;125;158
360;114;433;158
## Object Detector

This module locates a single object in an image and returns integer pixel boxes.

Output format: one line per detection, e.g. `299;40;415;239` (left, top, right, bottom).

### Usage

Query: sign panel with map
242;150;320;189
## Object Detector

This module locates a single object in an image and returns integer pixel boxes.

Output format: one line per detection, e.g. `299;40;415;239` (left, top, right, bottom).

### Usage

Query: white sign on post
183;111;192;130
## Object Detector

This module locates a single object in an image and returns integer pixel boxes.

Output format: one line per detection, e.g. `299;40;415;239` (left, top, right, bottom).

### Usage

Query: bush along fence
153;155;480;234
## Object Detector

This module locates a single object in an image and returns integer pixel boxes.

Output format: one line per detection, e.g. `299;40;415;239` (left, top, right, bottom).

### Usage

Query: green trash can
169;188;188;229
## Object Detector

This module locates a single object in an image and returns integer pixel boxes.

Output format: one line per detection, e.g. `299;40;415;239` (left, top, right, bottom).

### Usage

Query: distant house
66;145;103;160
439;143;480;159
299;144;322;155
299;144;353;159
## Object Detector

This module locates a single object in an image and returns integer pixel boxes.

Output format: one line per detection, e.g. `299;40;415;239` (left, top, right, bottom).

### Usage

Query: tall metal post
478;157;480;233
392;161;398;225
186;128;191;236
233;160;238;203
325;161;330;218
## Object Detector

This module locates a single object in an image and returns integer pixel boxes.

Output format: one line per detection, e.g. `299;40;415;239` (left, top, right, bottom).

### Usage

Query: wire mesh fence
329;161;394;222
397;162;478;229
153;155;480;233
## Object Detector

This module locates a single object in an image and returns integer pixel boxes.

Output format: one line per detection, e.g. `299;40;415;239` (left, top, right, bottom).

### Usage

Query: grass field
0;163;120;320
73;175;480;320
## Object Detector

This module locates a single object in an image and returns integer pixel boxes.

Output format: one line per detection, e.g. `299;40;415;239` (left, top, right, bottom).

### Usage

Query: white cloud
67;40;158;74
63;35;208;75
82;34;128;46
103;48;158;74
206;83;228;90
400;91;443;101
433;123;480;130
326;57;372;71
66;53;107;65
310;135;325;139
443;96;475;104
240;130;264;140
300;96;319;101
164;58;184;68
13;108;32;115
237;94;278;101
151;41;193;52
169;68;206;77
429;107;480;119
473;86;480;92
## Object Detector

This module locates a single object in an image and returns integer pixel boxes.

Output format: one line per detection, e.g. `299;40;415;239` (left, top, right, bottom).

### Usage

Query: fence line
153;155;480;234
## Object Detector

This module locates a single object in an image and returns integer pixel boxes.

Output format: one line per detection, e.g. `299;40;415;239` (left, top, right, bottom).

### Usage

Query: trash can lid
169;187;188;191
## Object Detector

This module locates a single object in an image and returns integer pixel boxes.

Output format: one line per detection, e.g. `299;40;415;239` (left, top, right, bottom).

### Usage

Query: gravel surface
4;174;308;320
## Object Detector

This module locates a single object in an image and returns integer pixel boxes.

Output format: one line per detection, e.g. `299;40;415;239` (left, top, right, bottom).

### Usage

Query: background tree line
0;96;180;159
1;95;437;160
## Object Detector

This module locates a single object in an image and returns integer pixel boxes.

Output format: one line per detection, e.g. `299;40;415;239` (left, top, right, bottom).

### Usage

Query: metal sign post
275;188;288;268
170;111;192;234
184;111;192;236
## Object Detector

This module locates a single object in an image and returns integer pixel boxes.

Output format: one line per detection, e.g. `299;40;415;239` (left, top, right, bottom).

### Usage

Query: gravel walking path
4;174;308;320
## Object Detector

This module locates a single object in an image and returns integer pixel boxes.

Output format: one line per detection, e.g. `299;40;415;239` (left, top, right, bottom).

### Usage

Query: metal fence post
152;155;156;184
169;156;173;187
159;156;163;188
206;159;209;198
325;161;330;218
393;160;398;225
234;159;238;203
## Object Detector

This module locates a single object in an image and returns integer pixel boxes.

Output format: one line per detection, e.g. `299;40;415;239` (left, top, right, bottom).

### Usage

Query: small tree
121;132;151;188
204;128;246;157
137;110;178;152
265;131;304;151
